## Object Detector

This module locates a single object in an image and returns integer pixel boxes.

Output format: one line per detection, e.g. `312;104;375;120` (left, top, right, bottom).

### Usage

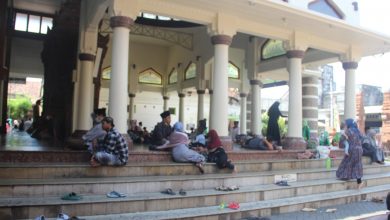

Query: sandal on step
107;191;127;198
179;189;187;196
61;192;82;201
227;202;240;210
161;188;176;195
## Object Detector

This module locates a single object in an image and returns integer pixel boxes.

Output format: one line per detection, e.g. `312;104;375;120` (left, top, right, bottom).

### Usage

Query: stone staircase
0;156;389;219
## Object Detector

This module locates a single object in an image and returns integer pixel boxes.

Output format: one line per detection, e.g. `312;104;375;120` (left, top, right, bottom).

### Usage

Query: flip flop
227;185;239;191
179;189;187;196
275;180;290;186
228;202;240;210
161;188;176;195
61;192;82;201
56;213;70;220
69;216;86;220
106;191;127;198
34;215;45;220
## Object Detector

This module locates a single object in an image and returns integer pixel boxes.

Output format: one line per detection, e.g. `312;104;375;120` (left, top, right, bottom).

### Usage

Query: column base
219;136;233;151
72;130;88;138
282;137;307;150
66;130;87;150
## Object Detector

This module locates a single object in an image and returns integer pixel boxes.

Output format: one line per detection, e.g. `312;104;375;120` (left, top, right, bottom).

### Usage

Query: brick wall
8;81;42;102
381;91;390;151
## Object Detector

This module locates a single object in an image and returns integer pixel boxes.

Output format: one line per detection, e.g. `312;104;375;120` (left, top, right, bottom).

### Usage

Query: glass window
28;15;40;33
185;62;196;80
102;67;111;80
228;62;239;79
15;13;28;31
143;13;157;19
262;39;286;60
169;68;177;84
40;17;53;34
139;68;162;85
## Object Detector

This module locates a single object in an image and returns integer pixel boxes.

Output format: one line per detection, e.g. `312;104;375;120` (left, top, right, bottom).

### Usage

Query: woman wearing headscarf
207;129;236;172
336;119;364;189
362;128;384;164
156;122;206;173
266;101;284;146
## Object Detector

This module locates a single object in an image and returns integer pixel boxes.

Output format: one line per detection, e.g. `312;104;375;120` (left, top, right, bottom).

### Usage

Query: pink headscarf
168;132;188;146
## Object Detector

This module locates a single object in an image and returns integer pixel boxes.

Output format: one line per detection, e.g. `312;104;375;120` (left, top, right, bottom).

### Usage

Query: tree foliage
7;95;32;120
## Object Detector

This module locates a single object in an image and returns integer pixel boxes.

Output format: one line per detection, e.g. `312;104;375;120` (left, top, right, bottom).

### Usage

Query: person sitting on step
156;122;206;174
149;110;172;150
207;129;236;173
82;108;107;153
90;117;128;167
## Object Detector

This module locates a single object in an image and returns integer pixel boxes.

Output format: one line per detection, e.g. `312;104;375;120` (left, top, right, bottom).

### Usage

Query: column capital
178;93;186;98
342;61;358;70
129;93;136;98
209;90;213;95
250;79;263;87
239;93;247;98
211;35;232;45
286;50;305;59
163;96;169;100
78;53;95;61
110;16;134;29
197;90;206;94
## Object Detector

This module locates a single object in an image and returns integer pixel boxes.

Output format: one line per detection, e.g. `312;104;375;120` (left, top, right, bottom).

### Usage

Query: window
169;68;177;84
14;11;53;35
261;39;286;60
228;62;239;79
102;67;111;80
185;62;196;80
139;68;162;85
308;0;343;19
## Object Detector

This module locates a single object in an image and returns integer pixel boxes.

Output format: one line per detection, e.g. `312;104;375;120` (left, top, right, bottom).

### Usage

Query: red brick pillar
381;91;390;150
355;92;365;134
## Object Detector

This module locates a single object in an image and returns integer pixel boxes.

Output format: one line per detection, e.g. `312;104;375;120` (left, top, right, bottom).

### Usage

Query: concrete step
0;149;345;163
0;157;372;179
2;181;389;219
0;164;388;198
77;184;389;220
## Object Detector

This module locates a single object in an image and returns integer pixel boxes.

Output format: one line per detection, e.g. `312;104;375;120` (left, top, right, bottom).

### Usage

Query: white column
286;50;305;138
76;53;95;131
250;80;262;136
210;35;231;136
343;61;358;120
209;90;213;128
163;96;169;111
197;90;205;121
129;93;135;120
239;92;247;135
109;16;133;133
178;93;185;122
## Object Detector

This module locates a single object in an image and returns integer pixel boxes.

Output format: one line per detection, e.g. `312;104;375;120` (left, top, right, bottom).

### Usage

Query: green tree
261;112;287;137
7;95;32;120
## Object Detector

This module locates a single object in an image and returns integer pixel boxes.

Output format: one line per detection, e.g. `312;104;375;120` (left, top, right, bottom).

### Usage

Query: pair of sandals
275;180;290;186
215;185;240;191
61;192;82;201
161;188;186;196
35;213;85;220
106;191;127;198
